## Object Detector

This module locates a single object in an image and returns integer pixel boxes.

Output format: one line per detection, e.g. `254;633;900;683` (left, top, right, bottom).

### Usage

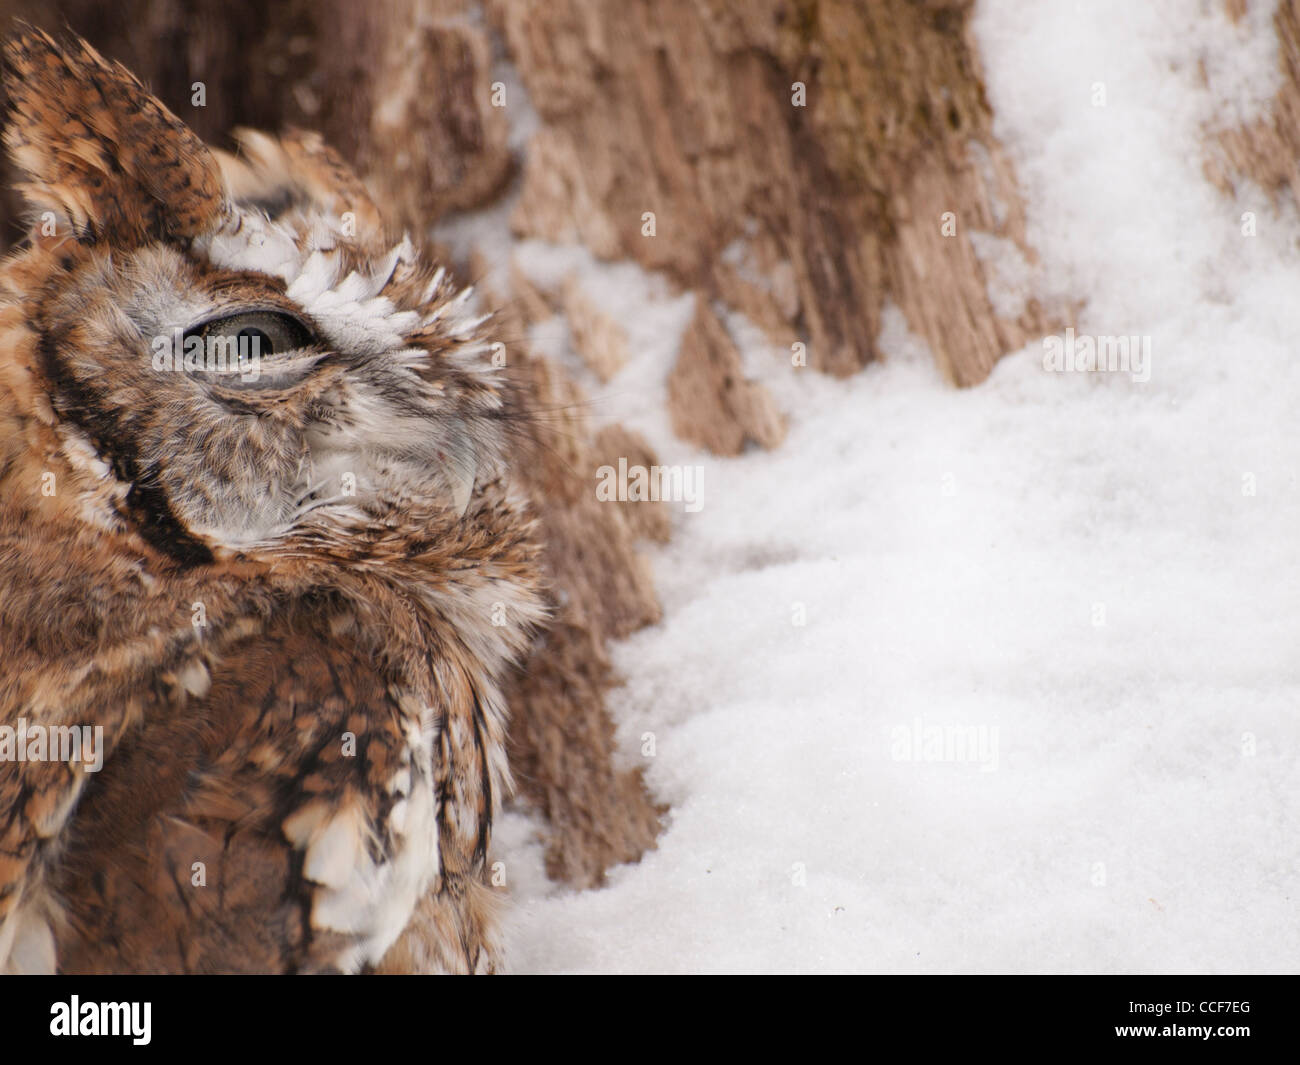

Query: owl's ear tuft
214;127;386;242
3;24;228;246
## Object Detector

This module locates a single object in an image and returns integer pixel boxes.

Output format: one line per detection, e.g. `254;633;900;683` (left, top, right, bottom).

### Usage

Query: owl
0;27;548;973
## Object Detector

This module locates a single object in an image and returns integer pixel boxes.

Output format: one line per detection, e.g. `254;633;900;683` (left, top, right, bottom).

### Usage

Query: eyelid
191;307;311;328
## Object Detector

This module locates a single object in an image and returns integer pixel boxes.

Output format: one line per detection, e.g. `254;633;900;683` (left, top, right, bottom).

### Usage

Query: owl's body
0;28;544;973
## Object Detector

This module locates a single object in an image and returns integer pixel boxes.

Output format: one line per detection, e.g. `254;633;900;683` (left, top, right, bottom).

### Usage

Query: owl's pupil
237;326;272;355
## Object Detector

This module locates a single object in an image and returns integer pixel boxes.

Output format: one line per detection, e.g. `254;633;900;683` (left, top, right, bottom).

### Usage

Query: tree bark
1209;1;1300;209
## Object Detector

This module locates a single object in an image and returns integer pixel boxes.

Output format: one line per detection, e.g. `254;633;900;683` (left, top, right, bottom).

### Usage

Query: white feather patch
292;700;440;971
196;208;422;358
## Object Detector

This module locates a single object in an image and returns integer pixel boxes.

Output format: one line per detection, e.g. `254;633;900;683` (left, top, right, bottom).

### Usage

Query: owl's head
1;27;517;564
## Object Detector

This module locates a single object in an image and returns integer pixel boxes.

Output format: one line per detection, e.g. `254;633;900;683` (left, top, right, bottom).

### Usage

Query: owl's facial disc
32;237;499;558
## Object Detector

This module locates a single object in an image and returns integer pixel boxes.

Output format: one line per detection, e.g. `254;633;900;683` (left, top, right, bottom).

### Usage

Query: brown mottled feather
4;25;224;243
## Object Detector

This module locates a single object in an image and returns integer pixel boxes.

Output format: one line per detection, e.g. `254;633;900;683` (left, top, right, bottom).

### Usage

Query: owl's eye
190;310;314;357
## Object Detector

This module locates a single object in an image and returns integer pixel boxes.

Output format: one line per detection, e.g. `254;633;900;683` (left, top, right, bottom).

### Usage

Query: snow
482;0;1300;972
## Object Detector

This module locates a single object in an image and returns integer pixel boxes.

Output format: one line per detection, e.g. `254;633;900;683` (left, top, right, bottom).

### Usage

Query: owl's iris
194;311;314;356
176;309;318;386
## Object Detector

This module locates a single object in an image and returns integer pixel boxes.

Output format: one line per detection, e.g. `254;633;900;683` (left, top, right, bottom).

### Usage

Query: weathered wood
669;301;788;456
489;0;1050;386
1209;1;1300;209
